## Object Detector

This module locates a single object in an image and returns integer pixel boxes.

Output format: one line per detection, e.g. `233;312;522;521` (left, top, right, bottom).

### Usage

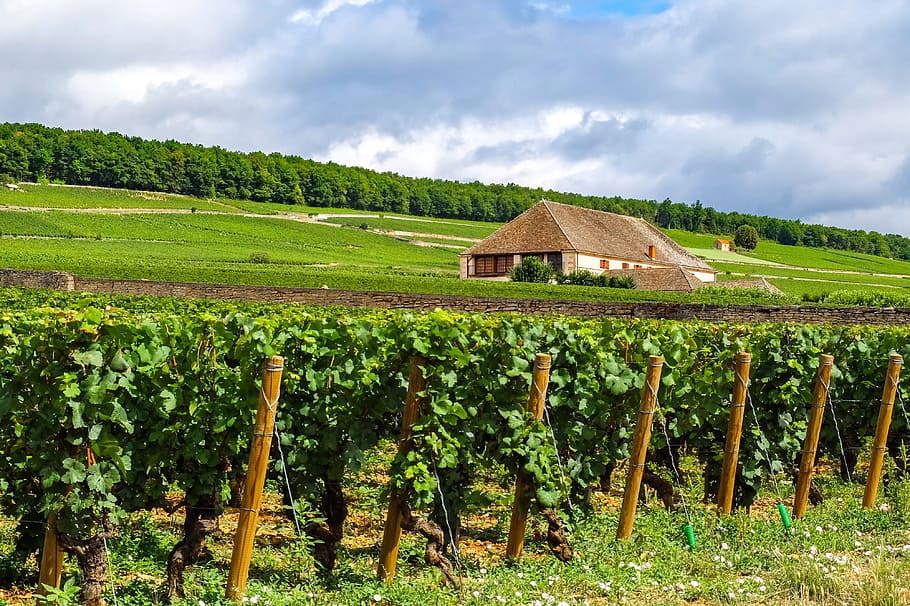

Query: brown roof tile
614;267;706;292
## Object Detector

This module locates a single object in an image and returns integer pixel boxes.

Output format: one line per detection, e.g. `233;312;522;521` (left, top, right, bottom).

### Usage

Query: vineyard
2;289;910;604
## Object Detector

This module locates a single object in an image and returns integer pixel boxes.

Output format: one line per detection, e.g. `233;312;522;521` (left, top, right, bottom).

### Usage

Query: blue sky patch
566;1;672;17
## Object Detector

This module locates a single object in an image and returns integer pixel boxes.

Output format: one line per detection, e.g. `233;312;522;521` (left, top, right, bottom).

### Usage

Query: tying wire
430;457;462;569
826;394;853;484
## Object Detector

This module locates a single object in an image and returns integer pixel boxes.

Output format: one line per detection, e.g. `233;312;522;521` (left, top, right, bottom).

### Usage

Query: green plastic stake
777;502;792;529
684;524;696;550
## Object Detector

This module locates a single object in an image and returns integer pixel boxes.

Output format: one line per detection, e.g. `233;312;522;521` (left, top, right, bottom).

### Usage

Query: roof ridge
541;200;575;249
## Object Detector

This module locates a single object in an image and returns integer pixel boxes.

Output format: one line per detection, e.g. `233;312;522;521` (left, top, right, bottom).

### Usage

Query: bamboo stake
506;353;552;559
717;352;752;515
37;513;64;593
617;355;664;540
226;356;284;602
863;354;903;508
377;356;427;583
792;354;834;519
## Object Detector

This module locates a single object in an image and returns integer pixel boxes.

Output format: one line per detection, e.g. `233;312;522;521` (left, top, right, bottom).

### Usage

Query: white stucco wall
576;253;664;272
690;270;716;283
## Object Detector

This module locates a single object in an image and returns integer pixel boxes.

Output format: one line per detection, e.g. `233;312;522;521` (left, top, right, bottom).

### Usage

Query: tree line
2;122;908;260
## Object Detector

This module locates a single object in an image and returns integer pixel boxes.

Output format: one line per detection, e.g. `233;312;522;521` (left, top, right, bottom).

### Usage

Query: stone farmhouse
459;200;717;291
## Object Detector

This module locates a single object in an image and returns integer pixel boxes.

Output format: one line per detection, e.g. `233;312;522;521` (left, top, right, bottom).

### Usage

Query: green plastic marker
684;524;696;550
777;502;792;529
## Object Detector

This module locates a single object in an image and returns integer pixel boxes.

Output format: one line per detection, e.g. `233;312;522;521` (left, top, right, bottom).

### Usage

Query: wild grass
4;452;910;605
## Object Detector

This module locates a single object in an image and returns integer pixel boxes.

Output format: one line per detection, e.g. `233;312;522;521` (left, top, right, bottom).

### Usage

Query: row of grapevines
0;288;908;600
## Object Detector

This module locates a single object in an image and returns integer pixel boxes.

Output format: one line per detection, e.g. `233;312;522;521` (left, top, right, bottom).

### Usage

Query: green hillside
3;183;910;305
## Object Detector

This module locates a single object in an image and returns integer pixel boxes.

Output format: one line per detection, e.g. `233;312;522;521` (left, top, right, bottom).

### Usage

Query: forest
2;122;908;261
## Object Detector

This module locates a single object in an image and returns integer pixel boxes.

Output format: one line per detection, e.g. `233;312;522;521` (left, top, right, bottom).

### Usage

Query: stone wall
3;268;910;326
0;269;74;291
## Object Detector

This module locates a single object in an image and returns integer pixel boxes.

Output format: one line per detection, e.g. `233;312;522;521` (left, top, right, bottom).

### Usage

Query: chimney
648;244;657;260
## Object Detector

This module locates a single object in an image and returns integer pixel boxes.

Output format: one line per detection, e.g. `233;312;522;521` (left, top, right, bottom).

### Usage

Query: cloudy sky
3;0;909;235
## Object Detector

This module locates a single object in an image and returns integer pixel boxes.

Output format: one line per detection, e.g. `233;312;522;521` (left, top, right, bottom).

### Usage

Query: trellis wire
102;534;119;606
260;379;301;537
897;388;910;429
430;457;462;569
745;385;785;502
653;401;693;528
826;393;853;484
272;426;302;537
542;399;574;513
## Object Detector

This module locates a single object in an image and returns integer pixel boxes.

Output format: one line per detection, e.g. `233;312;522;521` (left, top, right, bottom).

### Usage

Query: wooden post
226;356;284;602
863;354;903;508
617;355;664;540
37;513;64;593
717;352;752;515
377;356;427;582
506;353;552;559
792;354;834;519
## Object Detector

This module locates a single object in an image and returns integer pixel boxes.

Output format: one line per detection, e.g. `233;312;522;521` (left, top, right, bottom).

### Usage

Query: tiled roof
614;267;707;292
718;278;784;294
464;200;714;273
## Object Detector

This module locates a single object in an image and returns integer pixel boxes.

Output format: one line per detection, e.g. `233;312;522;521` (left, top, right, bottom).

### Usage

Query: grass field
3;448;910;606
0;183;229;211
4;184;910;305
323;216;500;240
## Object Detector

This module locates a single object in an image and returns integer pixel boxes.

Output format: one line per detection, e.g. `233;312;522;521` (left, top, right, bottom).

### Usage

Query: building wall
577;253;664;273
691;270;716;283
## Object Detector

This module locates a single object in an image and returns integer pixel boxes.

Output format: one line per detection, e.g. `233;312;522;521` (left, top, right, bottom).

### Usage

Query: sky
2;0;909;236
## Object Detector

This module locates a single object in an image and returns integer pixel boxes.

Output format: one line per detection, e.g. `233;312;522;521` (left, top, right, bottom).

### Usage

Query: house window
599;259;608;269
495;255;514;274
622;263;630;269
548;253;562;272
475;256;494;275
475;255;513;276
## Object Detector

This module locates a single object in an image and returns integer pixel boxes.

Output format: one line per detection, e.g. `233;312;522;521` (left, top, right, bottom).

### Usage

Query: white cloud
290;0;378;26
65;63;245;107
3;0;910;236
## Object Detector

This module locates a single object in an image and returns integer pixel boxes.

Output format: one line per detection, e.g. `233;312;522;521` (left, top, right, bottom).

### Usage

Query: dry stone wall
2;268;909;326
0;269;74;291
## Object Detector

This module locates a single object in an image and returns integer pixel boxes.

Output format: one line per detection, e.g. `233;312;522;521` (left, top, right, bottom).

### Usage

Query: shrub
248;252;271;264
510;257;553;283
608;274;636;289
564;270;597;286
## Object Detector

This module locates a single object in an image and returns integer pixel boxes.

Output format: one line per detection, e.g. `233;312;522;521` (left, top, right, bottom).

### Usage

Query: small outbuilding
713;239;732;252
